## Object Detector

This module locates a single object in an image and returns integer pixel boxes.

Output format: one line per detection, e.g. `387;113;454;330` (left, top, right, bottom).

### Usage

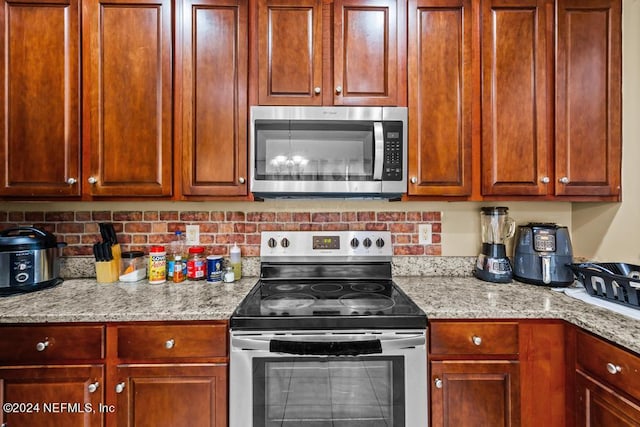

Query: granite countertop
0;276;638;355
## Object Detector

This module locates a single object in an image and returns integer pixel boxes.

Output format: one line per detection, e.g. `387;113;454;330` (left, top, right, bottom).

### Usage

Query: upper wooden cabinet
178;0;249;197
255;0;406;106
480;0;551;197
0;0;81;197
82;0;173;197
555;0;621;198
407;0;472;196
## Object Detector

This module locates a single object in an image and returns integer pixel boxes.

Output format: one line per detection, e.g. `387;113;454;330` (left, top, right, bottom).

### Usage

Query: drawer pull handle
115;382;126;394
36;340;49;352
472;335;482;346
606;362;622;375
434;378;443;389
165;339;175;349
88;382;100;393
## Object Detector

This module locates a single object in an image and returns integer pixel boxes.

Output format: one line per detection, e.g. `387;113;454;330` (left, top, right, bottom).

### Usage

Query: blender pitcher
474;207;515;283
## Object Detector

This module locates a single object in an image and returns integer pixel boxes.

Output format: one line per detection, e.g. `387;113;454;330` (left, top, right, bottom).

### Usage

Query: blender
473;207;515;283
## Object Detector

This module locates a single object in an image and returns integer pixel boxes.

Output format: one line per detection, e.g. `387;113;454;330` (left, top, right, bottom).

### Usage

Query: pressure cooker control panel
10;251;35;285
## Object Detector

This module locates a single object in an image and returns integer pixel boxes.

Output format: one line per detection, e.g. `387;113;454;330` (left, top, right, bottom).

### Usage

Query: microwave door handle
373;122;384;180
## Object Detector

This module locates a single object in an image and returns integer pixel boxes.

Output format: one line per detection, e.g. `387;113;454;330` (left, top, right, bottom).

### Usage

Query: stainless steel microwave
250;106;407;199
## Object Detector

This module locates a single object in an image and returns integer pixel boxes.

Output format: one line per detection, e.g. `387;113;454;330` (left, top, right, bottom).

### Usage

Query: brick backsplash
0;210;442;257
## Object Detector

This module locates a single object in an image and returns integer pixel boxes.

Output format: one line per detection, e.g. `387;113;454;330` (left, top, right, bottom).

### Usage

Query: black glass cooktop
230;277;426;331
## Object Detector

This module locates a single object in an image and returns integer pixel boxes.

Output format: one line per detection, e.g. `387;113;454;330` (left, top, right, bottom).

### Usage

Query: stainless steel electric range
230;231;427;427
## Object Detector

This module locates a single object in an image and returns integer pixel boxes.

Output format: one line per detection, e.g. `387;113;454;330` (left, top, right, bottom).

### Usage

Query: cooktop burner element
230;231;427;330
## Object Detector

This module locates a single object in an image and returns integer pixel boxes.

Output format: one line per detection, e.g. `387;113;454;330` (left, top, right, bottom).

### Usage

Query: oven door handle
373;122;384;180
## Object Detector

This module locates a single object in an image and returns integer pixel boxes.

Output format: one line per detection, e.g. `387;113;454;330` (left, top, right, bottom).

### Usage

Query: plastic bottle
173;256;186;283
148;246;166;284
187;246;206;280
230;243;242;280
167;230;186;280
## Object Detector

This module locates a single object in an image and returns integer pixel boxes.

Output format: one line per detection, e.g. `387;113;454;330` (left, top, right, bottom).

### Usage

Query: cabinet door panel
0;365;103;427
576;371;640;426
83;0;172;196
116;364;227;427
0;0;81;197
431;360;521;427
407;0;471;196
258;0;323;105
556;0;621;197
180;0;248;196
481;0;550;196
333;0;402;105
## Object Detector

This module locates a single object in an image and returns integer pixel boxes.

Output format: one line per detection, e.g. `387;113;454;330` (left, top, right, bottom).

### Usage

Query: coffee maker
474;207;515;283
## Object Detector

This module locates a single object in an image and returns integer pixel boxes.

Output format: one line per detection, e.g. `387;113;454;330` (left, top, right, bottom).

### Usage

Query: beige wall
572;0;640;263
6;0;638;260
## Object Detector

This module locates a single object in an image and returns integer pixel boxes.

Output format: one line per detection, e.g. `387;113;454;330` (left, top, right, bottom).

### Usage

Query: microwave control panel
382;122;403;180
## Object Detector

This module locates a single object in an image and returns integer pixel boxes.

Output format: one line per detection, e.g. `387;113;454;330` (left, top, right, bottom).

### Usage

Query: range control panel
261;231;393;259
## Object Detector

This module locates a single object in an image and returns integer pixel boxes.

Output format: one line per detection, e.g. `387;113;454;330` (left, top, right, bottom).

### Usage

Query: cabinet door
431;360;521;427
555;0;621;198
407;0;472;196
0;365;104;427
257;0;323;105
115;364;227;427
0;0;81;197
82;0;172;197
481;0;551;196
576;371;640;426
179;0;248;196
333;0;404;106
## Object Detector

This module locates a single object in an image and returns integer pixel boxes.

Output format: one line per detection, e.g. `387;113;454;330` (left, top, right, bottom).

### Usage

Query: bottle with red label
187;246;206;280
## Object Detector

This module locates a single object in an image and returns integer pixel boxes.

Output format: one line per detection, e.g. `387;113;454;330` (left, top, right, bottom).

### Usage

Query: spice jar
223;266;235;283
187;246;206;280
173;255;186;283
148;246;166;284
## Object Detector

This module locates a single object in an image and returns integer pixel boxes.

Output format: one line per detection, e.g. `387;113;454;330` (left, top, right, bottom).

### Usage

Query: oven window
253;356;405;426
254;120;374;181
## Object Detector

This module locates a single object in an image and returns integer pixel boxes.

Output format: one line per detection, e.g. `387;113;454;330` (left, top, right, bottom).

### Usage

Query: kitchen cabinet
82;0;173;197
0;325;105;427
407;0;472;196
254;0;406;106
555;0;621;198
0;0;81;198
108;322;228;427
178;0;249;197
573;329;640;426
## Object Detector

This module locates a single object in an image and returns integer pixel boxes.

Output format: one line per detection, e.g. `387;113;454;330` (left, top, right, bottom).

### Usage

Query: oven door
229;330;427;427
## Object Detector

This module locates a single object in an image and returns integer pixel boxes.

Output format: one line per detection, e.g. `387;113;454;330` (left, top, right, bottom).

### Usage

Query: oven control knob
350;238;359;248
280;238;290;248
375;238;385;248
363;238;372;248
267;238;277;248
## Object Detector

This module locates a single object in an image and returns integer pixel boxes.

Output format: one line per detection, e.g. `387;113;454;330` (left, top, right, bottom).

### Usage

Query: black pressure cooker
0;227;67;295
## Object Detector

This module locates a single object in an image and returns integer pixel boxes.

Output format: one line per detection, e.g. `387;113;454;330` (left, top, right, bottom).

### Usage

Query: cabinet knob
314;87;321;94
238;177;246;184
559;176;569;184
540;176;550;184
88;176;98;184
606;362;622;375
410;177;418;184
472;335;482;346
434;378;443;389
66;177;77;185
115;382;126;393
165;339;175;349
36;340;49;352
88;381;100;393
335;85;342;94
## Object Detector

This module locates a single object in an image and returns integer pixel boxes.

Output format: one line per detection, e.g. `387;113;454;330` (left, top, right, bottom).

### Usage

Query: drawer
430;321;519;355
577;330;640;402
0;325;104;363
116;323;227;360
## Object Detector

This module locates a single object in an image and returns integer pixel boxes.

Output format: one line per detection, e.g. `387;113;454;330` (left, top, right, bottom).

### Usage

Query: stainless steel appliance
473;207;516;283
230;231;427;427
513;223;574;286
0;227;67;295
249;106;407;198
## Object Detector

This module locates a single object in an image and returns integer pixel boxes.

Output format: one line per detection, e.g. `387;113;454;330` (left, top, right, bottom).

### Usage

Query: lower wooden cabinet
576;371;640;427
0;365;104;427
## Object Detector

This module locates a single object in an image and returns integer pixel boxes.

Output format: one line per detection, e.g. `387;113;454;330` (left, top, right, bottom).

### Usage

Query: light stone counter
0;276;638;355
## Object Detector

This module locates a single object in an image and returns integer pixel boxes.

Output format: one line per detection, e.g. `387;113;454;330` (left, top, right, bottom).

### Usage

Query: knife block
96;260;118;283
